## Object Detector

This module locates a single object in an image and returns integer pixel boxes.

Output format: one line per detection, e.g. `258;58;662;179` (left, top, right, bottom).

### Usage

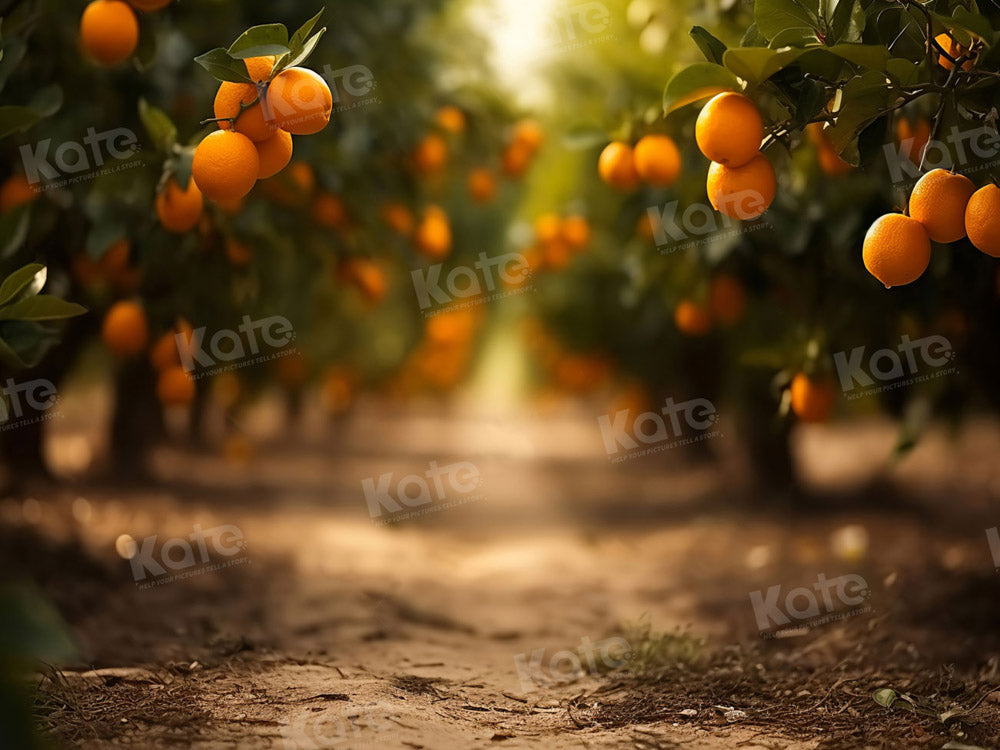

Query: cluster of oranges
501;119;545;179
387;306;485;393
522;212;592;272
79;0;171;67
379;200;453;263
695;92;774;221
673;274;747;337
597;134;682;191
863;169;1000;288
101;301;196;407
73;239;140;294
521;319;612;396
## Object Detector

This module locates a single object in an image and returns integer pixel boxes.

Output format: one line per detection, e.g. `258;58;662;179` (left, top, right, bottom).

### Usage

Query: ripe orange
696;92;763;167
157;365;196;407
561;215;591;250
909;169;975;243
0;174;37;212
214;56;278;143
381;202;414;236
414;205;452;259
633;135;681;187
534;213;562;244
311;193;350;230
80;0;138;66
434;105;466;134
128;0;170;10
263;160;316;205
598;141;639;191
790;373;835;423
896;117;931;165
254;128;293;179
341;258;387;304
674;299;712;336
862;213;931;288
467;169;497;203
98;238;131;279
149;321;192;371
225;238;252;266
965;184;1000;257
935;32;973;71
501;141;532;178
102;300;148;356
413;134;448;175
512;119;544;154
155;177;203;233
706;154;776;220
709;274;746;326
265;67;333;135
543;238;572;270
192;130;260;203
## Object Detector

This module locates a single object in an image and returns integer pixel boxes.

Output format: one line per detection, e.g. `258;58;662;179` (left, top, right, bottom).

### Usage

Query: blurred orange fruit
265;67;333;135
674;299;712;336
598;141;640;191
561;215;591;250
965;184;1000;257
434;105;466;134
192;130;259;202
413;134;448;175
276;351;308;388
155;177;203;233
543;238;573;270
149;321;193;371
534;213;562;244
381;202;414;236
157;365;195;407
908;168;975;243
320;366;356;416
935;32;973;71
708;274;746;327
311;192;350;230
340;258;387;304
862;213;931;288
633;134;681;187
254;128;293;179
501;141;532;178
706;154;775;219
225;238;252;266
102;300;148;356
80;0;138;66
806;124;853;176
467;169;497;203
512;119;544;154
696;92;763;167
214;56;278;142
790;373;835;423
896;117;931;165
0;174;37;213
414;205;452;259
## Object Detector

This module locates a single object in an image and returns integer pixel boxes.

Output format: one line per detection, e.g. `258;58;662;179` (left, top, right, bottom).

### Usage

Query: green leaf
826;43;890;70
289;8;324;51
0;264;46;307
0;105;40;139
886;58;920;86
872;688;897;708
0;205;31;259
562;123;608;150
690;26;727;65
0;295;87;322
281;28;326;71
227;24;290;60
0;36;26;92
0;584;77;663
827;0;861;43
663;63;740;114
0;334;26;369
194;48;253;83
0;320;60;368
723;47;808;85
28;84;62;117
173;147;195;191
938;8;993;47
825;70;893;152
754;0;821;46
741;23;768;47
139;98;177;154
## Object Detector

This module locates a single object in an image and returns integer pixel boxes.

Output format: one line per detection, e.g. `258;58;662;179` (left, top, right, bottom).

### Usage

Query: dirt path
12;396;1000;747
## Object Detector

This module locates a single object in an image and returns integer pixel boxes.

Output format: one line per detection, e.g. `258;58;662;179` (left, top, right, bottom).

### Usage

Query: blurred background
1;0;1000;747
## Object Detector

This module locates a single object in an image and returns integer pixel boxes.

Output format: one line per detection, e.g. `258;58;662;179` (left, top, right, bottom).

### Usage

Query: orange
965;184;1000;258
150;332;179;372
97;238;131;282
102;300;148;356
862;213;931;288
706;154;776;220
254;128;293;179
512;119;544;154
896;117;931;165
561;215;591;250
413;134;448;175
341;258;387;304
80;0;138;66
276;351;308;388
696;92;763;167
263;160;316;205
414;205;451;260
381;202;414;236
265;67;333;135
501;141;532;178
807;124;852;176
128;0;170;9
598;141;639;191
543;238;572;270
311;193;350;230
909;168;975;243
935;32;973;71
708;274;746;326
674;299;712;336
215;196;244;215
157;365;196;407
636;212;655;240
790;373;835;423
214;56;278;143
0;174;37;212
192;130;260;203
225;238;252;266
534;213;562;244
467;169;496;203
155;177;203;233
434;105;466;134
633;135;681;187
